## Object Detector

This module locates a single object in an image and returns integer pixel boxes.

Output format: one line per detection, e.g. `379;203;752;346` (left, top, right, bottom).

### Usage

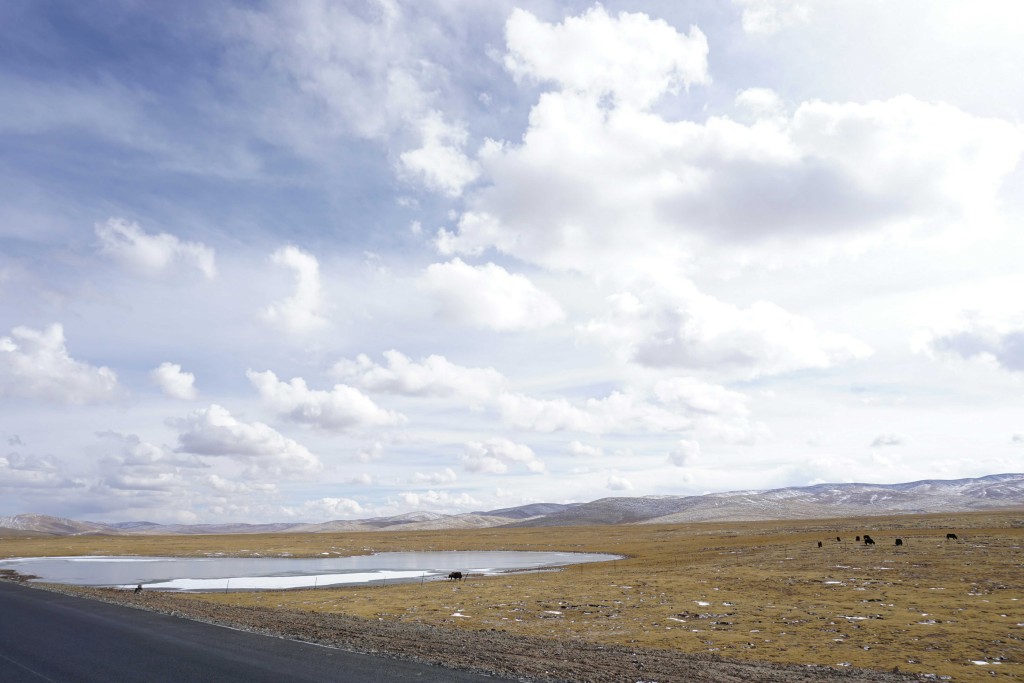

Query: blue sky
2;0;1023;523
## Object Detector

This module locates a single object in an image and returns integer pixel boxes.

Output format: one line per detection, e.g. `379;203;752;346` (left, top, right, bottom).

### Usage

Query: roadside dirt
24;581;925;683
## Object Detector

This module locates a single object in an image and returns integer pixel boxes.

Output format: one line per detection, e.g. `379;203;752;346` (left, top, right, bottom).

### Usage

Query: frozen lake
0;551;619;591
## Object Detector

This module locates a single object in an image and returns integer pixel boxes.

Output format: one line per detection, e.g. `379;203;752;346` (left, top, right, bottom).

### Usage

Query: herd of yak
816;532;958;549
443;534;963;580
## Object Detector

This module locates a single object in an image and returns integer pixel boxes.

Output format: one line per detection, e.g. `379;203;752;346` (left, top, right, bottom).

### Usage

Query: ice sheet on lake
146;570;430;591
0;550;621;591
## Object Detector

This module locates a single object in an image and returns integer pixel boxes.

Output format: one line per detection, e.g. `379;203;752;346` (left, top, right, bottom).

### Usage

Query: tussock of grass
3;510;1022;682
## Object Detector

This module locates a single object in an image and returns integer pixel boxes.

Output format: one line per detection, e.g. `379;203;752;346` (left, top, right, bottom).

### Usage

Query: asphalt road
0;582;500;682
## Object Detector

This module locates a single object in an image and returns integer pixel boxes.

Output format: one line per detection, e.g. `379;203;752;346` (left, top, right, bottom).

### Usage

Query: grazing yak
448;571;464;581
895;538;903;547
863;535;876;546
817;541;823;548
946;533;958;540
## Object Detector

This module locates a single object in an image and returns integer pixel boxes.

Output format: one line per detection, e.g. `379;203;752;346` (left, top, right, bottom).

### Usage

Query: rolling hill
2;473;1021;536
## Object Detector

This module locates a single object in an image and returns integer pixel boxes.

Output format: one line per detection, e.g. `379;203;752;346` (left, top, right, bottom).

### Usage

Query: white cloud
331;350;504;404
566;440;603;458
96;431;204;469
441;48;1023;273
287;496;363;520
397;489;482;511
226;0;497;187
357;441;386;463
261;246;327;334
495;389;691;434
870;434;906;448
247;370;404;431
504;6;709;109
103;471;182;492
231;1;434;144
151;362;198;400
582;284;872;378
0;324;118;403
0;453;79;490
96;217;216;279
173;404;321;477
733;0;811;35
411;468;458;485
653;377;750;417
606;473;634;491
735;87;785;119
915;314;1024;373
420;258;564;331
668;439;701;466
206;474;276;495
399;111;480;196
462;437;545;474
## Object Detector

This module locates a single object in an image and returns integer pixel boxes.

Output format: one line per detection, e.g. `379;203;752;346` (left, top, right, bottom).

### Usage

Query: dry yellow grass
3;510;1022;682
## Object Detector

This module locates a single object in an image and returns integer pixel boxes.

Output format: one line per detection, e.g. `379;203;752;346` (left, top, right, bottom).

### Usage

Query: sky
2;0;1023;525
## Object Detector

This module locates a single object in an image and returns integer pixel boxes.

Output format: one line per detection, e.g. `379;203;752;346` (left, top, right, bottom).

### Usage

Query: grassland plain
2;511;1022;682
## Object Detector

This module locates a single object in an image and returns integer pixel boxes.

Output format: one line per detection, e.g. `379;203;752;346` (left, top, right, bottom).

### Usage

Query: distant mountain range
2;473;1022;537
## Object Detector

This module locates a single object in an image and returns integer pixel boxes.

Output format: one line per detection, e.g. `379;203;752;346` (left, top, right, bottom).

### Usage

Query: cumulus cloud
103;471;182;492
261;246;327;334
495;389;691;434
504;6;709;109
205;474;276;495
607;473;634;491
96;431;205;469
398;489;482;511
870;434;906;448
287;496;363;520
151;362;198;400
668;439;701;466
0;452;79;490
420;259;564;331
248;370;404;431
735;87;785;119
96;217;216;278
411;468;458;485
566;440;603;458
0;324;118;403
337;348;728;437
439;11;1024;275
653;377;750;417
331;350;504;404
733;0;811;35
356;441;386;463
399;111;480;196
582;285;872;378
915;314;1024;372
462;437;545;474
173;404;321;476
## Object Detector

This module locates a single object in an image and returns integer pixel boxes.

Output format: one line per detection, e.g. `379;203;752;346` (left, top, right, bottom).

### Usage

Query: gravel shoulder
14;580;927;683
